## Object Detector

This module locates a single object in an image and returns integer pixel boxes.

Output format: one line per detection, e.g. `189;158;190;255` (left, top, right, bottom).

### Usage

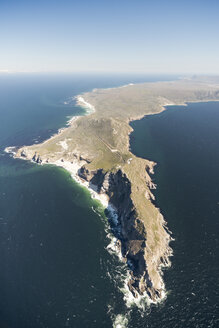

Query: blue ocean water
0;73;177;328
1;74;218;328
129;102;219;327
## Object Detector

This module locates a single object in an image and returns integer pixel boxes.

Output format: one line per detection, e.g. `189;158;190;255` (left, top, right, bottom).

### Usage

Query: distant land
9;76;219;303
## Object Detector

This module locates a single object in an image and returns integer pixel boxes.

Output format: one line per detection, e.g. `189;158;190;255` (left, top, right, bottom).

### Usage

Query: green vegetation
16;77;219;297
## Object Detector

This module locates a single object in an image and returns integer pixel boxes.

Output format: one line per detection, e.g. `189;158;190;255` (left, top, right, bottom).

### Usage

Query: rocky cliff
78;165;171;302
11;78;218;304
15;145;171;302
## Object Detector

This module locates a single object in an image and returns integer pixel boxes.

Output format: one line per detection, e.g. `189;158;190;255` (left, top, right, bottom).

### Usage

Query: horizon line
1;70;219;76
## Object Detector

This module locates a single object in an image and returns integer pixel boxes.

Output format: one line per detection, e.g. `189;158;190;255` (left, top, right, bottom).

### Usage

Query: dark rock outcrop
32;152;42;164
78;166;161;301
21;150;27;157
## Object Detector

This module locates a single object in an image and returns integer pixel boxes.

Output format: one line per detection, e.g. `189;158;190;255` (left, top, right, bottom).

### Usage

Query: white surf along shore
4;90;170;309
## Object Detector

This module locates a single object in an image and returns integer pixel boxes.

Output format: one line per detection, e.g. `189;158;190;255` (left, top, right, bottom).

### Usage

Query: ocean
0;74;218;328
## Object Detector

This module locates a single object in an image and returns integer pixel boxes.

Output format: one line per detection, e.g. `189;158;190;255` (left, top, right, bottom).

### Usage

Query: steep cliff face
15;144;171;302
10;79;219;305
78;165;168;301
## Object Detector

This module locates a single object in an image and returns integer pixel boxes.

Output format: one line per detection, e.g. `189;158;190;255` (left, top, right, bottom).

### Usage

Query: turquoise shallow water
1;74;218;328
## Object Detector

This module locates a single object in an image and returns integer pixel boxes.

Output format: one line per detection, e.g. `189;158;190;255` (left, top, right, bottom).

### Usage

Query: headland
9;77;219;303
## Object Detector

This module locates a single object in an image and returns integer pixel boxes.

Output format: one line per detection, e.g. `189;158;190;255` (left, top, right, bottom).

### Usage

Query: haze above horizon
1;0;219;74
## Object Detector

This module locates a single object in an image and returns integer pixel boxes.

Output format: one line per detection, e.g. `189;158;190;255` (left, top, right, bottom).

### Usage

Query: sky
0;0;219;74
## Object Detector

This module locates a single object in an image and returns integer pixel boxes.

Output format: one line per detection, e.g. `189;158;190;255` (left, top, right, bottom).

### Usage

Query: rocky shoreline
7;78;217;305
78;166;172;302
8;143;173;305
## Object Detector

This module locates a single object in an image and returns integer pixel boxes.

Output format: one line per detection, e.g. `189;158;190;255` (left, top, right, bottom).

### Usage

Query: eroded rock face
32;152;42;164
13;145;170;302
78;166;165;301
11;78;219;304
21;150;27;157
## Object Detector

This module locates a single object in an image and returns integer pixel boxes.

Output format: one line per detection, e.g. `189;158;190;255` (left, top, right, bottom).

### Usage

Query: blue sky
0;0;219;74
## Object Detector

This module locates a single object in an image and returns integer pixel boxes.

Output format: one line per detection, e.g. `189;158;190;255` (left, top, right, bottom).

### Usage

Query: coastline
7;78;219;307
5;149;171;307
36;95;95;148
5;89;172;306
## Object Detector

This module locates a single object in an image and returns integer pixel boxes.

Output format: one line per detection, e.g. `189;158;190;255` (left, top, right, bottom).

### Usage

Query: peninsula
12;78;219;303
